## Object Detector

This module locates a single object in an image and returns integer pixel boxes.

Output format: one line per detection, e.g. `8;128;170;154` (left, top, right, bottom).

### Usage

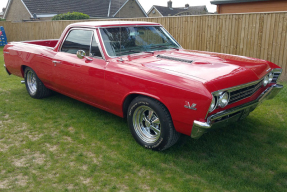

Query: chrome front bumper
4;64;11;75
191;84;283;139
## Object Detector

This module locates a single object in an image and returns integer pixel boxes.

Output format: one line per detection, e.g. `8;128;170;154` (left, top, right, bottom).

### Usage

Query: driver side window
61;29;93;55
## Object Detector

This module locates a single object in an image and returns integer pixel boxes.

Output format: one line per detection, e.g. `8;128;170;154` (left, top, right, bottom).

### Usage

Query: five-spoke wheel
26;69;37;95
128;96;181;151
133;106;161;143
24;67;51;99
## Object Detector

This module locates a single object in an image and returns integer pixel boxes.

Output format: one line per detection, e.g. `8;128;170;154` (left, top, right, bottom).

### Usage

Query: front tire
24;67;51;99
127;96;181;151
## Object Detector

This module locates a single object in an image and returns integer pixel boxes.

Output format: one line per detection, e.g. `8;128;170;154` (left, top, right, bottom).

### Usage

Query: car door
52;28;107;107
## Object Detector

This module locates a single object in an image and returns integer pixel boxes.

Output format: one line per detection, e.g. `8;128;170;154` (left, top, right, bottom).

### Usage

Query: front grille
229;80;263;104
271;72;281;83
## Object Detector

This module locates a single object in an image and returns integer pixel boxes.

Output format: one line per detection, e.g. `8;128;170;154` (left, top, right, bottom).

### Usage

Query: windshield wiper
149;45;179;50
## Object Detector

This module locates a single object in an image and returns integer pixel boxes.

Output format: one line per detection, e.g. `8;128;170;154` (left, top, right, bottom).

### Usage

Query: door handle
52;61;61;66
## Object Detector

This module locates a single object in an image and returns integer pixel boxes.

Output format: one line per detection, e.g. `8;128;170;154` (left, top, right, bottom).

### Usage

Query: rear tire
127;96;181;151
24;67;51;99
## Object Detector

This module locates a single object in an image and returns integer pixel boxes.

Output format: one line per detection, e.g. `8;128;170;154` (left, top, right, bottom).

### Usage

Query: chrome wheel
133;106;161;143
26;70;37;95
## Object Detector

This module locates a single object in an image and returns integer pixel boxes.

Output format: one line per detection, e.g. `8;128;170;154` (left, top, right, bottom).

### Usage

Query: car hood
133;50;271;92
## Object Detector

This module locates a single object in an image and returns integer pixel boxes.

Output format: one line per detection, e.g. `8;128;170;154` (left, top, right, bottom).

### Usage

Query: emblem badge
184;101;197;110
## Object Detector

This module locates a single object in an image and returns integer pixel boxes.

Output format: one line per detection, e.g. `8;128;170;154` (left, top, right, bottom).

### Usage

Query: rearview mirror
77;50;86;59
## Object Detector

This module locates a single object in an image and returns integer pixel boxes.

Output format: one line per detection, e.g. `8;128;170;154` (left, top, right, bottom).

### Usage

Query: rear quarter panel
4;43;57;87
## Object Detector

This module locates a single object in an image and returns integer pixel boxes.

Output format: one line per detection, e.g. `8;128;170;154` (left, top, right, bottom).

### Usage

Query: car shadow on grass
166;116;287;191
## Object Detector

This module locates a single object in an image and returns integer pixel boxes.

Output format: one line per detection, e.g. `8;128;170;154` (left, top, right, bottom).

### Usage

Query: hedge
52;12;90;20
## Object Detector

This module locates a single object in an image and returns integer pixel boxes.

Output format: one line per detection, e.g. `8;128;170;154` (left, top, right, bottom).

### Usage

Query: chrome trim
272;68;283;82
21;80;25;84
157;55;193;63
89;30;93;56
273;68;283;73
92;29;106;61
228;79;263;104
191;84;283;139
184;102;197;110
160;26;182;48
263;76;269;87
212;75;266;96
3;51;9;54
213;68;282;96
218;91;230;108
4;64;11;75
191;120;211;139
208;95;218;113
265;84;283;100
206;68;282;118
76;50;86;59
97;24;161;29
133;105;161;143
266;68;271;72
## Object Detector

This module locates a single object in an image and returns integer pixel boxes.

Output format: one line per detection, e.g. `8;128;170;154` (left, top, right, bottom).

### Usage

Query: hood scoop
157;54;193;64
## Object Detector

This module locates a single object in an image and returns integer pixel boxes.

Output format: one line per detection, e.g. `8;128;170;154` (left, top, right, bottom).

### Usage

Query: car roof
68;21;161;28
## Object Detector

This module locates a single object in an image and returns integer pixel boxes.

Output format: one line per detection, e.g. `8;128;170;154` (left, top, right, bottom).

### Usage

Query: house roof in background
22;0;127;17
210;0;269;5
4;0;147;19
148;5;208;16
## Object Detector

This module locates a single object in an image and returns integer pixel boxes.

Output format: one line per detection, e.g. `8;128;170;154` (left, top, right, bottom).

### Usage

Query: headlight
263;76;269;87
218;92;229;108
208;95;217;113
268;72;273;83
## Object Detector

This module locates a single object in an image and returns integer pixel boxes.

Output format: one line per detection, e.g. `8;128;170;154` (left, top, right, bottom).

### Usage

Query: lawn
0;46;287;192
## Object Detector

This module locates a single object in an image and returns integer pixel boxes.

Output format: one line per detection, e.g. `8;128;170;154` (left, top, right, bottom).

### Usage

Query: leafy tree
52;12;89;20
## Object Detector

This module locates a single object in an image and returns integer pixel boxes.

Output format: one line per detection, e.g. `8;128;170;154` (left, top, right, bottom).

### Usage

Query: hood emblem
184;101;197;110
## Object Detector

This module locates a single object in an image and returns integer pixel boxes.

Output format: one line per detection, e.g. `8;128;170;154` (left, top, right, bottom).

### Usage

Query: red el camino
3;21;283;150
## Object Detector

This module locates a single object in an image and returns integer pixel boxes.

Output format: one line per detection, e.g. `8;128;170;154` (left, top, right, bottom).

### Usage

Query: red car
3;21;283;151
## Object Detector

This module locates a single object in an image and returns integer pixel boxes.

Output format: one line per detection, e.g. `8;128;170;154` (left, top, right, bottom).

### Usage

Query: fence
0;12;286;80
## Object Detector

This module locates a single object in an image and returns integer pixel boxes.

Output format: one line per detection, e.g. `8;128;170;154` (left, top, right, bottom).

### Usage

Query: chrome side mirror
77;50;86;59
77;50;93;61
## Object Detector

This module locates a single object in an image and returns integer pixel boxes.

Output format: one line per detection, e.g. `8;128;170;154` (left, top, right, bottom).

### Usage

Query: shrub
0;18;5;21
52;12;89;20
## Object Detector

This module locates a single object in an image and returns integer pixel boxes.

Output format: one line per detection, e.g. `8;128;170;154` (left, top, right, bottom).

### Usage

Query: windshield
99;26;180;57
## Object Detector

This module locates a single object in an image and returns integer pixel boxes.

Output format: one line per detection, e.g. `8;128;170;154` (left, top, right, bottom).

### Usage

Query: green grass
0;46;287;192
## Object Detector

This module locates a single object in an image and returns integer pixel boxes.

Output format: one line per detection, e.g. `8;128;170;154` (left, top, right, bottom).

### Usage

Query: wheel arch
122;92;170;119
21;65;28;77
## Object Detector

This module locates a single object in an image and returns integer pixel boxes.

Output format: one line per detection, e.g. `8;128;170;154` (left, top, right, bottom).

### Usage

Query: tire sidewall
127;97;172;150
24;67;38;98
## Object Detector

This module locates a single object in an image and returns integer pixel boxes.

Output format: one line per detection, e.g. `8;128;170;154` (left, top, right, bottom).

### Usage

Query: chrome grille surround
207;68;282;117
228;79;263;104
271;68;283;83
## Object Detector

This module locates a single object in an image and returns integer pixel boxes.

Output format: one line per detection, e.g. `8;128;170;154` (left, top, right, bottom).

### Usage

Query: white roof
69;21;160;28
